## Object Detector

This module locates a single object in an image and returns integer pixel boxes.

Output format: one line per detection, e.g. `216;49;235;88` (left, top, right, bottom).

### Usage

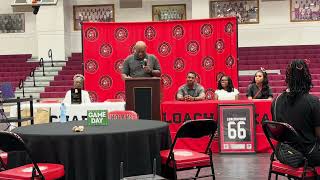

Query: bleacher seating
40;53;82;98
238;45;320;99
0;54;37;92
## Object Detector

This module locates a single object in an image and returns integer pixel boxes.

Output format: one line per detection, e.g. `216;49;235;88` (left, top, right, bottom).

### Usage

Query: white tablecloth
10;102;126;122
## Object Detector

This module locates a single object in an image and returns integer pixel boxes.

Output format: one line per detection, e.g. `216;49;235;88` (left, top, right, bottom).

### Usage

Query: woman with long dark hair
247;69;273;99
214;75;239;100
271;59;320;166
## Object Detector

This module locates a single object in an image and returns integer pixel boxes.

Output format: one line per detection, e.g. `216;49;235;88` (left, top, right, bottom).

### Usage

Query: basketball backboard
11;0;58;14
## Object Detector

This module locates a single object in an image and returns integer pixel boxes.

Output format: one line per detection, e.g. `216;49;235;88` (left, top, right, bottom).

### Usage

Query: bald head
134;41;147;59
135;41;146;49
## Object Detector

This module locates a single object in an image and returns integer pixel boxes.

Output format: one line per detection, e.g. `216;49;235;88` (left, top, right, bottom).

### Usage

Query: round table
10;120;170;180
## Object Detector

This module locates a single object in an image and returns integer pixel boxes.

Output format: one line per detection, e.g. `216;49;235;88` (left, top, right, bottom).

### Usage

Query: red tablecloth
161;100;272;153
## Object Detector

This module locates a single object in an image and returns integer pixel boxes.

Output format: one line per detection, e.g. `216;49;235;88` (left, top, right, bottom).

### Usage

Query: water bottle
60;103;67;123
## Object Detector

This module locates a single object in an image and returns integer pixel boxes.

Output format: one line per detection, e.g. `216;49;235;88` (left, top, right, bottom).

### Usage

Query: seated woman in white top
63;74;91;104
214;75;239;100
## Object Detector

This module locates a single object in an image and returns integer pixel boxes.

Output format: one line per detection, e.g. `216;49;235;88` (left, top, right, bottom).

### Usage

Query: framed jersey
218;103;256;153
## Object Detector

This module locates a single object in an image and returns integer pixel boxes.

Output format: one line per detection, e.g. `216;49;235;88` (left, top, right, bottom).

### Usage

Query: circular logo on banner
100;43;113;58
158;42;171;57
129;44;135;54
215;39;225;53
200;24;213;38
161;74;173;89
187;41;200;55
205;88;215;100
99;75;113;90
114;59;124;73
114;27;128;41
226;56;235;68
85;27;98;42
89;91;98;102
144;26;156;41
225;22;233;34
202;56;215;71
173;57;185;72
172;25;184;39
195;72;201;84
85;59;99;74
216;72;225;81
115;91;126;100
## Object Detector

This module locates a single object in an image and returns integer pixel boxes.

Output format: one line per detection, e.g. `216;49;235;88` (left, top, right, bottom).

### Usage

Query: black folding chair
0;131;64;180
262;120;318;180
160;119;217;180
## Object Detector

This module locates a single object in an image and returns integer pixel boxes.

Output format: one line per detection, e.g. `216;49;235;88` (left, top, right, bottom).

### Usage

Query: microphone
141;58;148;68
140;60;144;68
143;58;148;66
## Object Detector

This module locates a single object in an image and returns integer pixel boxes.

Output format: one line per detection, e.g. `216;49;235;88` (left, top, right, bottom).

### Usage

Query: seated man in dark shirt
176;72;205;101
121;41;161;79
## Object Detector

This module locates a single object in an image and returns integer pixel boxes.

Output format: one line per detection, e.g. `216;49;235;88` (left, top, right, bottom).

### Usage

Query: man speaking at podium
121;41;161;79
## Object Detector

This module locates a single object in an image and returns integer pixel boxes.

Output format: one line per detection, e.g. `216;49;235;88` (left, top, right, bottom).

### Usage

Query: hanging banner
82;18;238;102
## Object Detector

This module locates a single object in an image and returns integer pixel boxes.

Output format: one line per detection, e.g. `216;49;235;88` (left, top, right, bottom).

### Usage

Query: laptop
71;88;82;104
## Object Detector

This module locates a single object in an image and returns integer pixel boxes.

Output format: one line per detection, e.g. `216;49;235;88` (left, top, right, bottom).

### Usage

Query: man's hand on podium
121;74;131;80
143;66;152;74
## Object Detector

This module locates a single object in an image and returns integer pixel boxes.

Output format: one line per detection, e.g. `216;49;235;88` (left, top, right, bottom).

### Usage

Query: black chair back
0;131;45;179
262;121;304;151
175;119;217;139
171;119;217;153
0;131;27;153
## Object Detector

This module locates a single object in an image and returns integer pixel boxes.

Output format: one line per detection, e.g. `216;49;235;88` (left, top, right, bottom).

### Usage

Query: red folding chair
0;131;64;180
160;119;217;180
108;110;139;120
262;120;319;180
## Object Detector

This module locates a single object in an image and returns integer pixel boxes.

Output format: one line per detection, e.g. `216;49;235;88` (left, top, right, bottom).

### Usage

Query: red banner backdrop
82;18;238;102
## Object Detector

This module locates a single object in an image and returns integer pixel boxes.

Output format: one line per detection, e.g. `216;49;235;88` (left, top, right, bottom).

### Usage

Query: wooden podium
125;77;161;120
